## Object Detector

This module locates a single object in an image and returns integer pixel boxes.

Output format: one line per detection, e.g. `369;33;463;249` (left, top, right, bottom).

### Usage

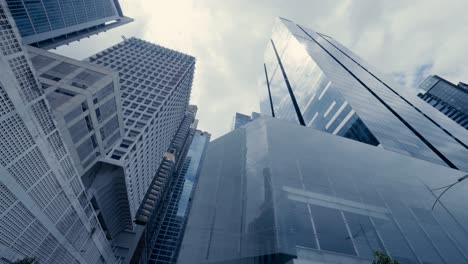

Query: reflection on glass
179;118;468;264
259;18;468;171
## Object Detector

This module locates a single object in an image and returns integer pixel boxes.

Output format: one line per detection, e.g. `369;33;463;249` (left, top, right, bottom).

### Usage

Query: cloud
54;0;468;138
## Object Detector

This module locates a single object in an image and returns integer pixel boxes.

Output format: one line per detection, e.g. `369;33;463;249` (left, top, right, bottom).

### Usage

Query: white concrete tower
0;4;116;263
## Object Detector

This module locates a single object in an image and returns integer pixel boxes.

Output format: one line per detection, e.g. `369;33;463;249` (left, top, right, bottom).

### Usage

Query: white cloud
55;0;468;138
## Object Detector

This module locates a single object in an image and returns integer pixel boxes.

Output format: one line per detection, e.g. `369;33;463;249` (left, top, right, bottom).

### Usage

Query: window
69;70;105;89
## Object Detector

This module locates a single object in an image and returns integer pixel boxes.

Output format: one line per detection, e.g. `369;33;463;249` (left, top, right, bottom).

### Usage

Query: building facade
259;18;468;172
231;112;260;130
418;75;468;129
4;0;132;49
148;129;210;264
0;5;115;263
87;37;195;220
27;45;124;176
130;105;210;264
0;1;197;263
134;106;199;227
179;117;468;264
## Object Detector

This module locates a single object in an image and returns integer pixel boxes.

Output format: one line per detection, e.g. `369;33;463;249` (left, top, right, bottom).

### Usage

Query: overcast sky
55;0;468;139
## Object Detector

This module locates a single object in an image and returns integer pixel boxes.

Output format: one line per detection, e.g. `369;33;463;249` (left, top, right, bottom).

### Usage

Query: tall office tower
87;37;195;220
27;45;124;176
231;112;260;130
418;75;468;129
3;0;132;49
179;117;468;264
259;18;468;171
0;6;115;263
148;129;210;264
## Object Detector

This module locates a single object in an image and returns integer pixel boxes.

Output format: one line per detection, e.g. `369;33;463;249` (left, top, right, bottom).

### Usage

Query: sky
55;0;468;139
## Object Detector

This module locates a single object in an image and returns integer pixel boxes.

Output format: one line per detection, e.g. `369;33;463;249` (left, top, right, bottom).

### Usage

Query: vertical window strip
326;102;348;130
270;39;305;126
323;101;336;117
263;63;275;117
333;110;355;135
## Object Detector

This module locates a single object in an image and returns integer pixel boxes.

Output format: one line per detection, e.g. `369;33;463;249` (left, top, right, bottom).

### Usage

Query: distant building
27;45;125;175
133;106;197;227
418;75;468;129
179;117;468;264
147;129;211;264
0;6;115;263
129;106;198;263
231;111;260;130
4;0;133;49
130;106;211;264
259;18;467;171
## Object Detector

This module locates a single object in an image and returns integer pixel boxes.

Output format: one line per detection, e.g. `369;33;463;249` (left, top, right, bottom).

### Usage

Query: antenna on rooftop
431;174;468;210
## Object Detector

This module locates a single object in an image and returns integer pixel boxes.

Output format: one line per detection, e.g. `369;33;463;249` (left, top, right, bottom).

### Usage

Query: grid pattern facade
259;18;468;171
4;0;132;48
28;45;124;175
0;4;115;263
88;38;195;217
418;75;468;129
132;106;198;263
149;130;210;264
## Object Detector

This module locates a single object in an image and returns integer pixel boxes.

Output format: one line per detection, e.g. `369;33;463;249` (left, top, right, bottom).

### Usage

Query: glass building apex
259;17;468;172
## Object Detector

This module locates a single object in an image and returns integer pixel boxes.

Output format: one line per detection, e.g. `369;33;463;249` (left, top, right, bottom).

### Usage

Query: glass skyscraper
4;0;132;48
418;75;468;129
259;18;468;172
179;117;468;264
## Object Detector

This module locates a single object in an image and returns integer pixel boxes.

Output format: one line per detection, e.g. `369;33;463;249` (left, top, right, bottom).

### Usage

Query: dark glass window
309;204;356;255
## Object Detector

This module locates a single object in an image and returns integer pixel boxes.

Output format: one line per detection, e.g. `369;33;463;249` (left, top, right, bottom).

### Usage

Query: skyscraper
4;0;133;49
147;129;210;264
231;112;260;130
0;6;115;263
127;105;210;264
418;75;468;129
1;1;197;263
259;18;468;171
87;37;195;221
179;117;468;264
